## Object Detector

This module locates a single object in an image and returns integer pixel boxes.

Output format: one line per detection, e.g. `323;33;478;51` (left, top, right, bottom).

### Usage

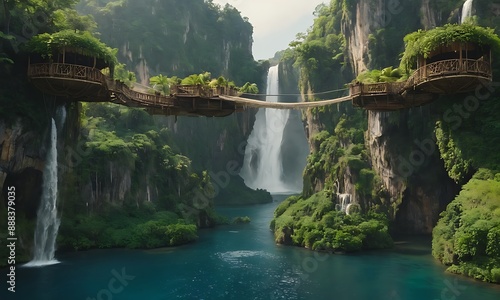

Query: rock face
0;120;47;218
364;111;459;233
342;0;384;74
79;0;256;84
299;0;467;233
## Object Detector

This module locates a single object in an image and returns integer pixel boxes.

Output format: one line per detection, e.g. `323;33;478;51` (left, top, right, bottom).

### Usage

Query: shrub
232;216;251;224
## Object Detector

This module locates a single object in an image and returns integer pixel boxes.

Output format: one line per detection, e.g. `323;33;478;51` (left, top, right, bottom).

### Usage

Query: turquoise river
3;196;500;300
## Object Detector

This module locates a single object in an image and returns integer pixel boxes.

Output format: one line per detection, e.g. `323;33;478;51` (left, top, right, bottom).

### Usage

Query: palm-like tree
180;74;204;85
240;82;259;94
150;74;170;95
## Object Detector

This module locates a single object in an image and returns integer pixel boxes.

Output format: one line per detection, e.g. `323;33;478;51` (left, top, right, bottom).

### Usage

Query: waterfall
338;194;351;213
240;65;302;194
461;0;473;23
26;118;61;267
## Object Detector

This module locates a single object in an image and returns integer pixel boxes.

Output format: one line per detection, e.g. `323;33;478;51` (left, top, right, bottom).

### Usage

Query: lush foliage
271;191;393;252
355;66;404;83
148;71;258;95
57;103;224;250
26;30;118;66
432;170;500;283
215;175;272;206
59;209;198;250
400;23;500;71
232;216;251;224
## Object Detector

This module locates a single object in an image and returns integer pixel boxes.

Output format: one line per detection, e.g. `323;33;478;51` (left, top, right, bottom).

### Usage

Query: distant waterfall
461;0;473;23
240;65;301;194
26;113;63;267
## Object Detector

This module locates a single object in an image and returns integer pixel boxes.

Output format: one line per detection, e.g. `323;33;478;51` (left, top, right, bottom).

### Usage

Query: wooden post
423;58;427;80
459;43;463;71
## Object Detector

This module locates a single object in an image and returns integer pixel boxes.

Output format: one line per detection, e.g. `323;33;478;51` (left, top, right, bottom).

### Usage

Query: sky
212;0;327;60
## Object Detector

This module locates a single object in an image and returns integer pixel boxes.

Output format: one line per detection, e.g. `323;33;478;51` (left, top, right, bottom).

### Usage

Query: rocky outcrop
364;110;459;233
0;120;46;218
420;0;437;29
365;112;406;212
342;0;387;74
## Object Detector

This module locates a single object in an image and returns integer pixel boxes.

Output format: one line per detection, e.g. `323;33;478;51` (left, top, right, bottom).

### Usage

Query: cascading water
26;115;62;267
240;65;302;194
338;194;351;213
461;0;473;23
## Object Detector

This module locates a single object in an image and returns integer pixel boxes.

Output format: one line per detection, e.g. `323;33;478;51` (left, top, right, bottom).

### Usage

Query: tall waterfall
240;65;303;194
461;0;473;23
26;117;61;267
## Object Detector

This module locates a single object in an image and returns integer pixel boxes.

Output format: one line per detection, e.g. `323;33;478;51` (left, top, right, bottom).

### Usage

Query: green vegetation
432;170;500;283
215;175;272;206
271;191;393;252
355;66;405;83
59;209;198;250
150;74;177;95
57;102;222;250
232;216;251;224
26;30;118;66
147;72;258;96
400;23;500;72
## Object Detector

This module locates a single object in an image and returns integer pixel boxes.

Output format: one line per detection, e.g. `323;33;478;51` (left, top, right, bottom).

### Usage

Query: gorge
1;0;500;298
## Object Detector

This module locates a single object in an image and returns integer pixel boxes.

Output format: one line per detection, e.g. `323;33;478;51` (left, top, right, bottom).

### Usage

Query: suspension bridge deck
27;57;493;116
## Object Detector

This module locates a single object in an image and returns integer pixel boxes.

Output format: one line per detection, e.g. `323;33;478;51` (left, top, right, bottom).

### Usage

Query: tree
240;82;259;94
150;74;171;95
52;9;98;32
0;31;14;64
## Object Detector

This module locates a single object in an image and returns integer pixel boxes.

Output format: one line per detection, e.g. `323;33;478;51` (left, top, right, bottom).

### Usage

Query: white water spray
240;65;300;194
338;194;351;213
26;117;61;267
461;0;473;23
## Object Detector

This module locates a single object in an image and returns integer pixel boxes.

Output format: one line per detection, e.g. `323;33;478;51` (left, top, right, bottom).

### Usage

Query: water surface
3;196;500;299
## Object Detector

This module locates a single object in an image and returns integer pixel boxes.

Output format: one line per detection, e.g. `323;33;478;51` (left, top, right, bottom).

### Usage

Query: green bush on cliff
432;170;500;283
400;23;500;72
26;30;118;67
271;191;393;252
354;66;404;83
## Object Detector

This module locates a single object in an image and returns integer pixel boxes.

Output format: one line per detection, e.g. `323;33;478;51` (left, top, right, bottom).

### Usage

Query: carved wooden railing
27;63;106;84
405;58;492;89
107;79;176;107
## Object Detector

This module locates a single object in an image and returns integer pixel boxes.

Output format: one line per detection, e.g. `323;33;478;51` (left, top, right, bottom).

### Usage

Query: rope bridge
27;57;492;116
219;95;352;109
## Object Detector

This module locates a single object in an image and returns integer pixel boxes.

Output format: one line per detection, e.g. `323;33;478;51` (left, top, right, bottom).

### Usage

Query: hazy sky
212;0;326;60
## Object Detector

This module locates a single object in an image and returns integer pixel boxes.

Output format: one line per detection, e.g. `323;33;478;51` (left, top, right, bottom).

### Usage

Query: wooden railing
171;85;240;97
28;62;240;110
28;63;106;84
108;79;176;106
405;58;492;89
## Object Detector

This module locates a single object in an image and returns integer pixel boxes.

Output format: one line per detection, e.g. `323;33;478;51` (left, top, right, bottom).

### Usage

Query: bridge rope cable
219;94;352;109
129;81;350;98
239;87;349;97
